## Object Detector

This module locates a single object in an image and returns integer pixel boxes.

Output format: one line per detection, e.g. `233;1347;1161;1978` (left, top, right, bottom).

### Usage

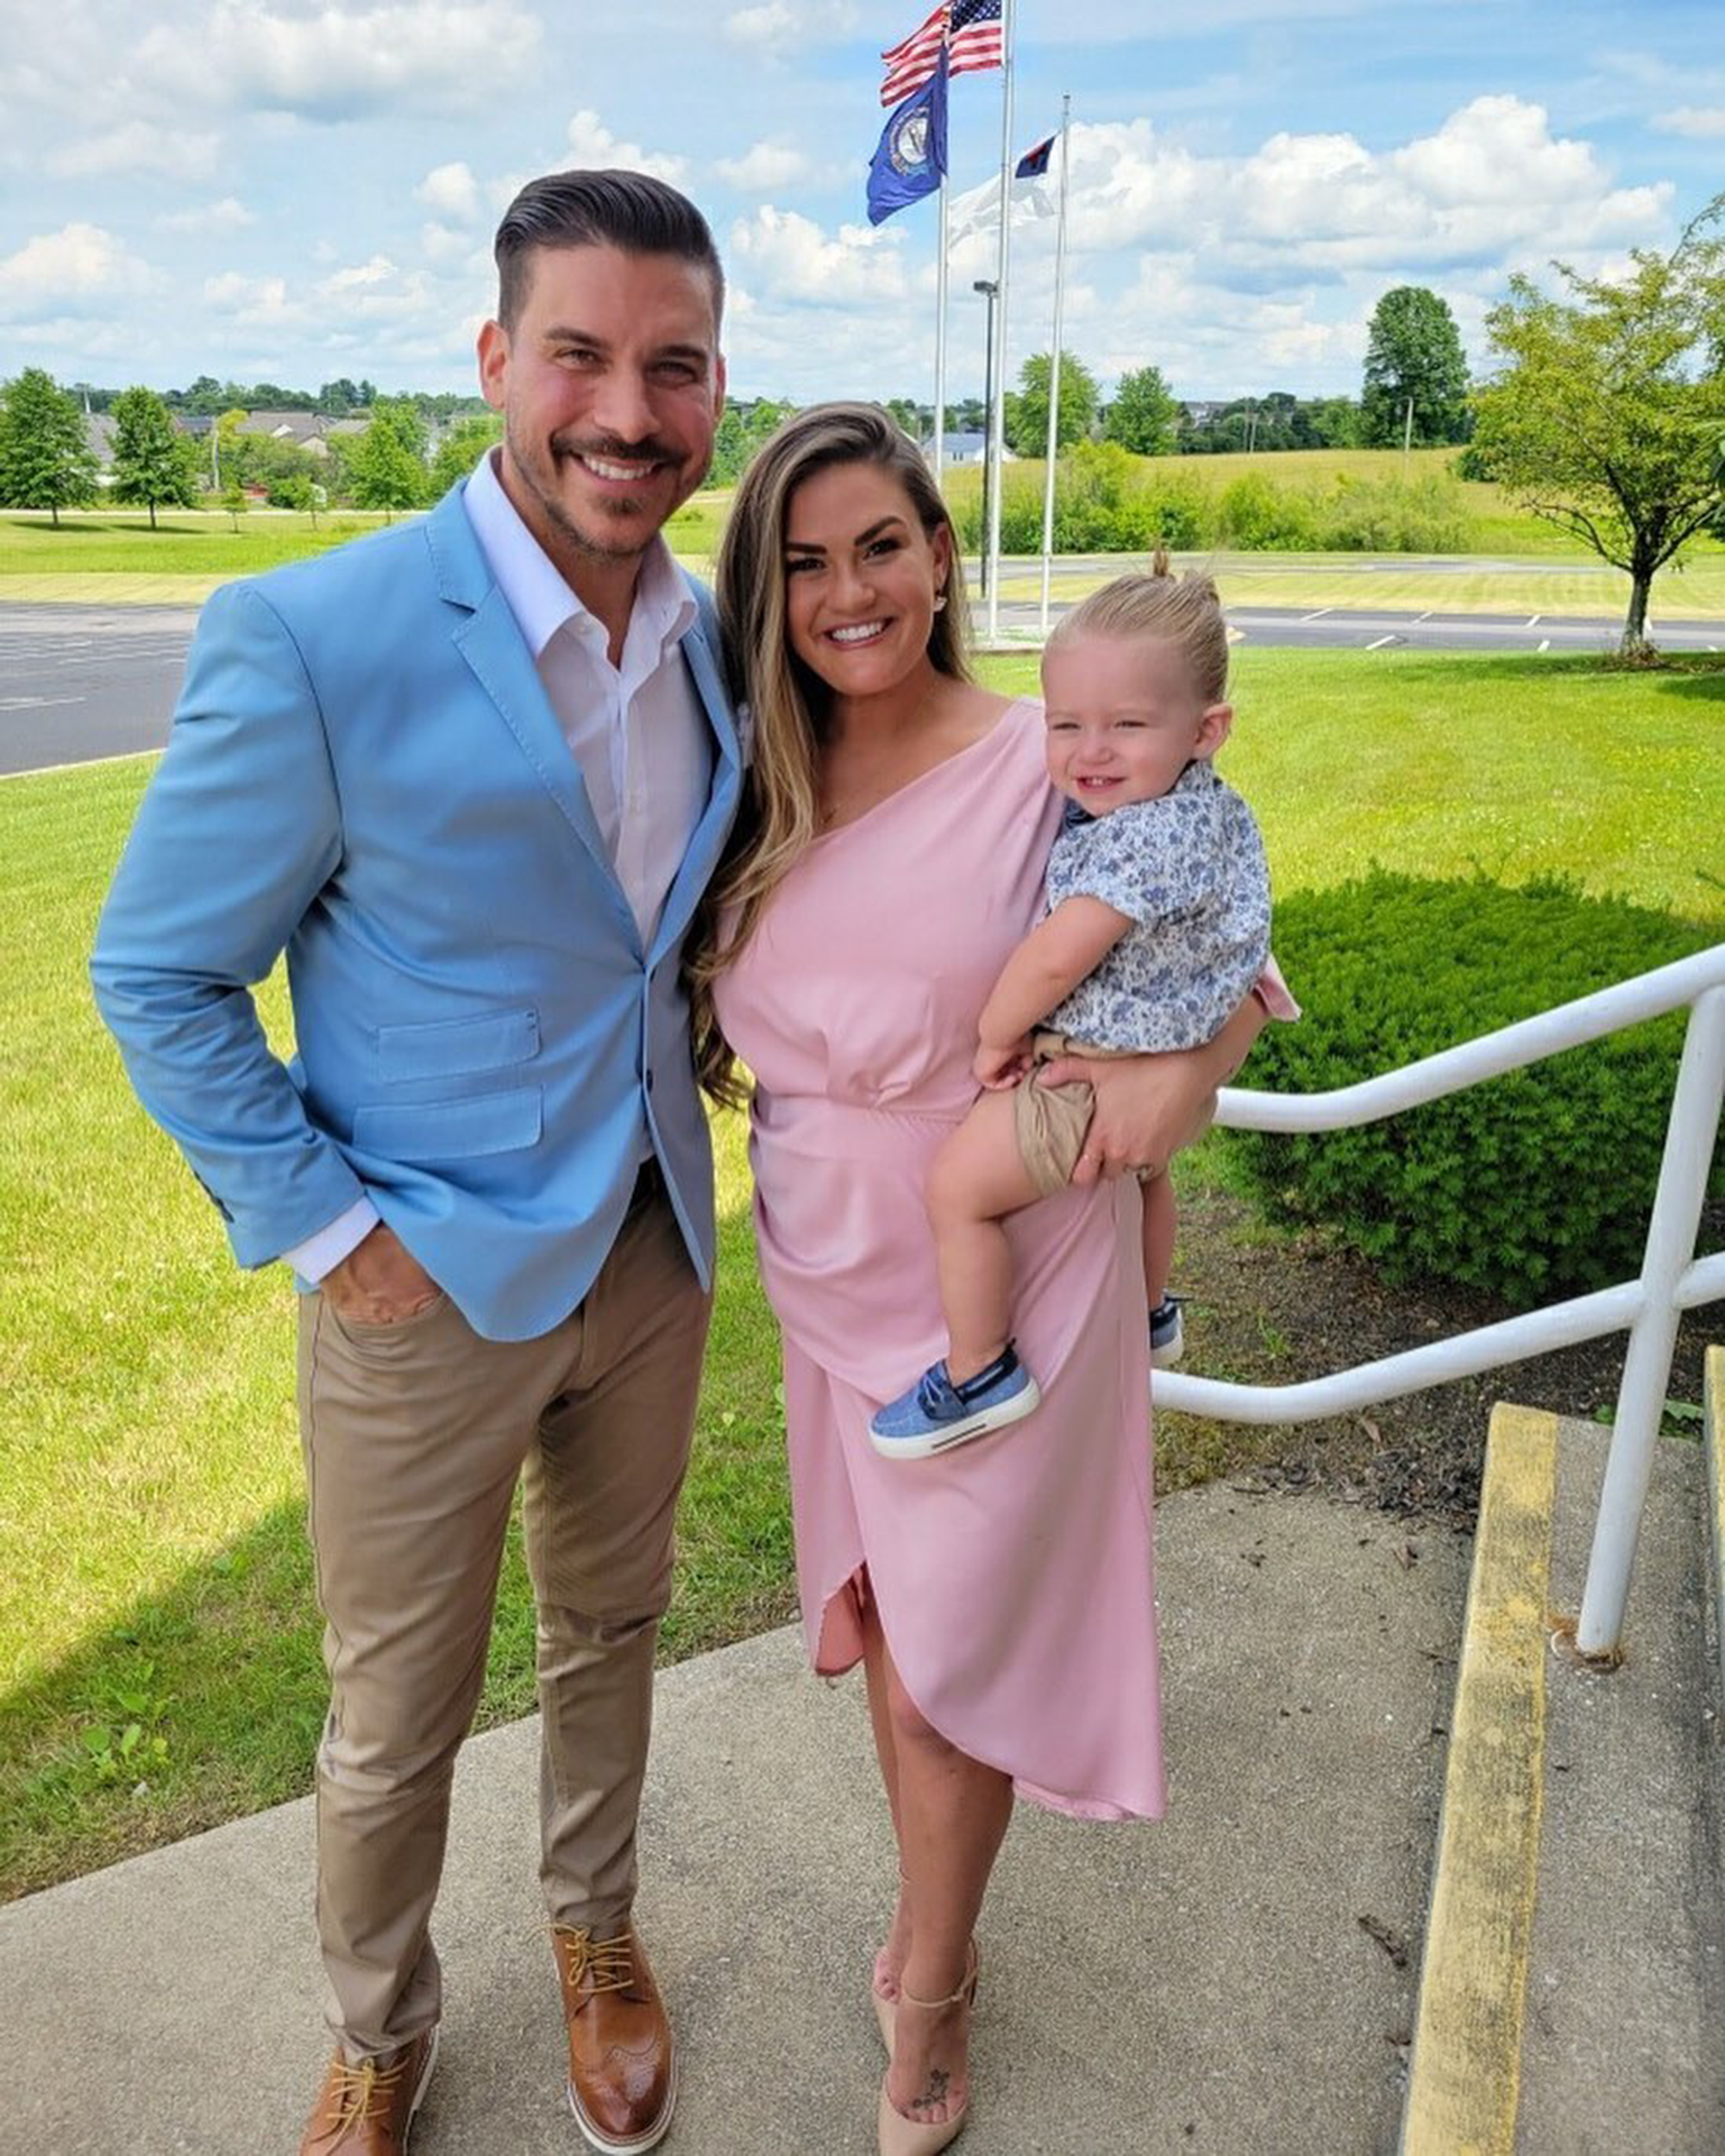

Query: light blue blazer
91;482;743;1341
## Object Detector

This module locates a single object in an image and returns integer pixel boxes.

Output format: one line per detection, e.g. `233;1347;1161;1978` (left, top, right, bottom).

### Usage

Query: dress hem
812;1569;1165;1827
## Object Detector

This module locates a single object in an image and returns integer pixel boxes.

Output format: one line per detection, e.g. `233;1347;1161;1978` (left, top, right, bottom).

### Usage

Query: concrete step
1;1476;1473;2155
1402;1401;1725;2156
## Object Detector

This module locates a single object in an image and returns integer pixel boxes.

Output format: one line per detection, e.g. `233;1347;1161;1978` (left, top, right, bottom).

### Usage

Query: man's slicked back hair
493;168;724;329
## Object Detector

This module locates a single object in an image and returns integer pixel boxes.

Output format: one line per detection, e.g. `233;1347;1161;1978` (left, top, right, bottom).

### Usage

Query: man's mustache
550;431;677;467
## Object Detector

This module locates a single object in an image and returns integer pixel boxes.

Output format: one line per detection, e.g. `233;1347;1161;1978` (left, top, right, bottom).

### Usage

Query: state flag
867;56;950;226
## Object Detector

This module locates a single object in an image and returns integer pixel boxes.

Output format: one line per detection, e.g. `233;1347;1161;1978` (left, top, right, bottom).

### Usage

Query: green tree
1004;351;1099;454
221;481;249;534
707;398;795;486
345;398;430;517
110;386;202;528
1362;285;1471;446
428;413;503;497
0;367;100;524
1103;364;1179;455
1471;198;1725;652
1305;395;1363;448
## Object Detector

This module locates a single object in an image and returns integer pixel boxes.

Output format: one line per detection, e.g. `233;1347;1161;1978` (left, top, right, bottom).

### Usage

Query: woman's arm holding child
973;896;1132;1088
1043;990;1270;1182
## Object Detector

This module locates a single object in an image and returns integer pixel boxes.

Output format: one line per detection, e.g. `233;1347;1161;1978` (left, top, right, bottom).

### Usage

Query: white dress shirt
288;450;713;1283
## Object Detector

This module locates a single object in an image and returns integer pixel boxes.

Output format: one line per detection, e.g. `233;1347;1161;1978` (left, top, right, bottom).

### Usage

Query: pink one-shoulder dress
712;699;1166;1820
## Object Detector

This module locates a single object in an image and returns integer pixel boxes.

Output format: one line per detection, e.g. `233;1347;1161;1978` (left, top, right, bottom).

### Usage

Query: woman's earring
932;590;948;613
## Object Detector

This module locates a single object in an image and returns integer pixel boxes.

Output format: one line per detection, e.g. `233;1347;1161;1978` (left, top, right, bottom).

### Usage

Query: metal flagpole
986;0;1016;642
1038;96;1071;638
933;178;949;486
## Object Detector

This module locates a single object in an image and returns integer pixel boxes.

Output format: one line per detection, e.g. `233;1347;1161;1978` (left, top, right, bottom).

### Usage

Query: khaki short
1013;1030;1139;1199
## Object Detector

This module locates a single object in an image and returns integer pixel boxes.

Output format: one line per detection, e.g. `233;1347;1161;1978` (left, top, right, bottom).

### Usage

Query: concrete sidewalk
5;1429;1720;2156
0;1482;1469;2154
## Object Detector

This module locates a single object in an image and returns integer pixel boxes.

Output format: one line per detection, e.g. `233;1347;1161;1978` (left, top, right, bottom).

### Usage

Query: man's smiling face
479;241;724;588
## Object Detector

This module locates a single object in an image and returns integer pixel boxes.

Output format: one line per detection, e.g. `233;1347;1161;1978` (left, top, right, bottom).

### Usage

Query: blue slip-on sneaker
869;1344;1042;1462
1149;1295;1185;1371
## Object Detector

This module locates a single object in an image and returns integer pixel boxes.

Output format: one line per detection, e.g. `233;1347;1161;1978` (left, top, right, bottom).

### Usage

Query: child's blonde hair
1046;548;1229;705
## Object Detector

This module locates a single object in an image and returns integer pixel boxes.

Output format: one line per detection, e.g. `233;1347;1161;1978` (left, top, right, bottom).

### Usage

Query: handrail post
1576;986;1725;1654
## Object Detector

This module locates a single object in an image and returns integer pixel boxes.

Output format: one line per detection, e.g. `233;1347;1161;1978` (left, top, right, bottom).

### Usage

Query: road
1;595;1720;777
0;605;201;776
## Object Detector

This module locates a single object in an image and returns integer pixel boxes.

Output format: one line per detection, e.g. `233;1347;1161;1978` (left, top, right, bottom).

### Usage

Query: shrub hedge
1228;872;1722;1308
953;446;1477;555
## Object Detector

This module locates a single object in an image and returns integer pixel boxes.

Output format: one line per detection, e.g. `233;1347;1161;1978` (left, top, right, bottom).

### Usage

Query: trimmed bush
1228;873;1722;1307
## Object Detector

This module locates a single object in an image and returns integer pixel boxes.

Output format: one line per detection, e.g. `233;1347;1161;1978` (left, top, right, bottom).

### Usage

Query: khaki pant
295;1174;711;2059
1013;1031;1141;1197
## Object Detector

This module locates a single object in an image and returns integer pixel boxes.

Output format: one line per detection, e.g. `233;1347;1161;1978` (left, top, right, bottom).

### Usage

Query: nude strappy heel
876;1965;978;2156
873;1937;978;2054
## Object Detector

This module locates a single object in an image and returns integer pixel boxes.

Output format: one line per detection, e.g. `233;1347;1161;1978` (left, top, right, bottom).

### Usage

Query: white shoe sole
568;2049;678;2155
869;1376;1042;1462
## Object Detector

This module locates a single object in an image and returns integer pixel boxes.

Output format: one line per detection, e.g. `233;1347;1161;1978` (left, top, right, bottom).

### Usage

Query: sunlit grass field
2;644;1720;1897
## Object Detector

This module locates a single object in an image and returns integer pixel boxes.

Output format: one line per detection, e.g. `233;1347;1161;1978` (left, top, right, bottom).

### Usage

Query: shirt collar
462;447;694;661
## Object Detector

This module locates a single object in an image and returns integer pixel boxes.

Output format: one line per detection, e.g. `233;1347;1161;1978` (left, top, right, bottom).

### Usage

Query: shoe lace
556;1926;634;1996
322;2053;411;2132
914;1364;956;1420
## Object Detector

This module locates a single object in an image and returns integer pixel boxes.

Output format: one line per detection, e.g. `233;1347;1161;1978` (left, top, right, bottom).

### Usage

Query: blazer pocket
352;1087;543;1163
377;1008;540;1083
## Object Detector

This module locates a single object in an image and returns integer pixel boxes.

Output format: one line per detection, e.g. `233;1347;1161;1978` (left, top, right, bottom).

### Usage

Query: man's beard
506;416;679;562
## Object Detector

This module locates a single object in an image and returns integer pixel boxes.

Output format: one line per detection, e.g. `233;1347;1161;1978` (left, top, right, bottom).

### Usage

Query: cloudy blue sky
2;0;1721;406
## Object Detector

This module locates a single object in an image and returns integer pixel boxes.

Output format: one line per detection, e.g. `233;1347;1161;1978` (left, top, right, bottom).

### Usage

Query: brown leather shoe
552;1924;676;2154
298;2027;437;2154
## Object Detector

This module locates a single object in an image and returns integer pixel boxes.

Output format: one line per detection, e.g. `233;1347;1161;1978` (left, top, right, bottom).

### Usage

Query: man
91;171;737;2156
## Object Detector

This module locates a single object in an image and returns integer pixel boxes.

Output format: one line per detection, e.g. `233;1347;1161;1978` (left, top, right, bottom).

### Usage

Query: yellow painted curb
1402;1402;1558;2156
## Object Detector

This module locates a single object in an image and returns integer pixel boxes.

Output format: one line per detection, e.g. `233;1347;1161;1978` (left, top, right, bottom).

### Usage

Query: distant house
1178;400;1231;429
925;430;1018;467
84;414;118;469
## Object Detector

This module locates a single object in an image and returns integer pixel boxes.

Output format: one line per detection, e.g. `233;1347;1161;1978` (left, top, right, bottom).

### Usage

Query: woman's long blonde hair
687;401;972;1105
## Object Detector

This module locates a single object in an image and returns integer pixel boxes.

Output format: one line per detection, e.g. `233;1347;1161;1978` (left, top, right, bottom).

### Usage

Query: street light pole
974;277;998;605
1402;394;1414;483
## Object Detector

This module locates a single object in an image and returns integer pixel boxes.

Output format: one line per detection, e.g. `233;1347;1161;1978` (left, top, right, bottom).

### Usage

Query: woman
689;404;1272;2153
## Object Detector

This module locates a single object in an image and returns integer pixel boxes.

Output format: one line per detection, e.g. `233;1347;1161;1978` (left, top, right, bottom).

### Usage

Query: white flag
946;144;1062;245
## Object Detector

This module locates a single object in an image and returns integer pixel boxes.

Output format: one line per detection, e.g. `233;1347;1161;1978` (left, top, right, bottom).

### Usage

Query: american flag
880;0;1003;109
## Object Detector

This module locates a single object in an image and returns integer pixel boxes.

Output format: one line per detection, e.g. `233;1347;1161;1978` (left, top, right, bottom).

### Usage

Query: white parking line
1526;614;1540;627
1414;611;1432;623
1536;639;1551;652
1300;606;1333;622
1364;634;1397;650
0;694;83;711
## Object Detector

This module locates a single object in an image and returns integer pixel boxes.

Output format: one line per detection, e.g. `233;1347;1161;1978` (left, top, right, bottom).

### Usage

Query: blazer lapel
427;486;637;935
649;598;743;968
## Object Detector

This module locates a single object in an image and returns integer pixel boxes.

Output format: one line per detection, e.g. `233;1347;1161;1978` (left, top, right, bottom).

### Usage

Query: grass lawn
2;645;1721;1897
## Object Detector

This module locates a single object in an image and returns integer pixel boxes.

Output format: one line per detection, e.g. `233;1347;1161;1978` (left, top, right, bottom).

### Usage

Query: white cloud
1653;106;1725;138
0;222;158;323
313;255;438;323
716;141;812;191
157;195;257;233
204;270;301;327
421;221;474;262
1038;98;1671;284
724;3;797;49
135;3;543;121
48;121;222;180
417;160;482;222
561;110;687;183
729;207;907;306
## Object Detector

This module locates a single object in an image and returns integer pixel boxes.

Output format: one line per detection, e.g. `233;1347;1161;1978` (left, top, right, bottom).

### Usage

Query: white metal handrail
1153;944;1725;1653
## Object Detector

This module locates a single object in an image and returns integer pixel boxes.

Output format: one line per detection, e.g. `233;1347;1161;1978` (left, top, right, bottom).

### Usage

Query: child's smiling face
1040;631;1232;814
